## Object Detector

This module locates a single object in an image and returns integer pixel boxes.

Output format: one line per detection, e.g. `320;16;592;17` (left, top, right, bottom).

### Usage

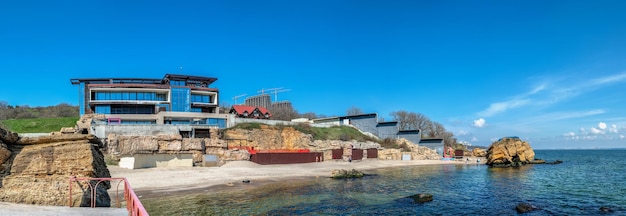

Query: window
191;94;210;103
170;80;186;86
91;91;167;101
110;105;154;114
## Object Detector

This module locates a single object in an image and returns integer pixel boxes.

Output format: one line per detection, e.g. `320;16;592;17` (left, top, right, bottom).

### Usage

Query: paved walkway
0;202;128;216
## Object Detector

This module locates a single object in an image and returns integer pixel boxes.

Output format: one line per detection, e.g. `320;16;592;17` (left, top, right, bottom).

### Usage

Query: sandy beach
0;158;486;215
110;158;486;198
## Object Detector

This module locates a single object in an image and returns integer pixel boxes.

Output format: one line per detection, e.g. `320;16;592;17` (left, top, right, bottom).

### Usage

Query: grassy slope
227;122;378;142
0;117;78;133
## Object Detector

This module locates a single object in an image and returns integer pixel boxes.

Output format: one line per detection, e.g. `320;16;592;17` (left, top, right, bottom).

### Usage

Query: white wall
119;153;193;169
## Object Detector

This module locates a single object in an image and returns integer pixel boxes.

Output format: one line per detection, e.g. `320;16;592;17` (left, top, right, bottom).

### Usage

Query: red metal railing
69;177;149;216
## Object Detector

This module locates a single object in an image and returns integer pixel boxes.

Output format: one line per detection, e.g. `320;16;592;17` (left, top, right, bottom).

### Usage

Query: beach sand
110;158;486;198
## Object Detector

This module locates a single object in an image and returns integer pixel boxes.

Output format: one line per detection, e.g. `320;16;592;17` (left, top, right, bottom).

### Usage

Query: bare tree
299;112;318;119
346;106;363;116
390;110;431;131
270;106;299;121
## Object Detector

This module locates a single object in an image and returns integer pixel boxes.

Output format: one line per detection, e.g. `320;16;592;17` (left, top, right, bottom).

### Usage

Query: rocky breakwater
0;127;111;206
485;137;535;167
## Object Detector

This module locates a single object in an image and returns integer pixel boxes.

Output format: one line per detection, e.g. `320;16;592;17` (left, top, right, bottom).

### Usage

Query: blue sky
2;1;626;149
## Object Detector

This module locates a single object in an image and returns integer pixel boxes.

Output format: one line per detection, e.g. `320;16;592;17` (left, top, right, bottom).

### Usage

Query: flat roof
164;74;217;85
71;73;217;85
420;138;444;143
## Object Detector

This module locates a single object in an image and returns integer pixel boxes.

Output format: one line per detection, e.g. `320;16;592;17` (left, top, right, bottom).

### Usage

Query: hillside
0;117;78;133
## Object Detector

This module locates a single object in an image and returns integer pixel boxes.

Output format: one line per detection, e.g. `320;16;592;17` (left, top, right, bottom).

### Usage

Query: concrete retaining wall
119;153;193;169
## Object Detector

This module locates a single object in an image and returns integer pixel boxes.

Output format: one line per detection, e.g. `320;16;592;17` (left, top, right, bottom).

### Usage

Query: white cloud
591;72;626;85
459;140;472;146
620;134;625;139
490;137;499;142
549;109;606;121
473;118;486;128
471;137;478;142
564;132;575;137
590;127;604;135
609;124;618;133
478;99;530;117
598;122;607;130
458;130;470;136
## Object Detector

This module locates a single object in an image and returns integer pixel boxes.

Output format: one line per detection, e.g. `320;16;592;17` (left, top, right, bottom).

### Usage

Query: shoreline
110;158;487;199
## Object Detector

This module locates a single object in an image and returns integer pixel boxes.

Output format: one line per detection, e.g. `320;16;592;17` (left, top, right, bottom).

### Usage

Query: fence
250;152;323;165
232;118;333;128
68;177;148;216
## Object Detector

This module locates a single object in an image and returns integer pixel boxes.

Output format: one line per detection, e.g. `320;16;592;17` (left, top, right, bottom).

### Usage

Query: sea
142;150;626;215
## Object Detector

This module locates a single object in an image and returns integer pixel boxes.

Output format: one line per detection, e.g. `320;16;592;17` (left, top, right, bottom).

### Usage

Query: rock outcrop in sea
485;137;535;167
330;169;364;179
0;127;111;206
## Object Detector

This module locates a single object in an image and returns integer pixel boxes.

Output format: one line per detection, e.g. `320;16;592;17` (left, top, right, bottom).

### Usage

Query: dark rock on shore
408;193;433;203
546;160;563;164
330;169;364;179
516;203;536;213
599;206;613;213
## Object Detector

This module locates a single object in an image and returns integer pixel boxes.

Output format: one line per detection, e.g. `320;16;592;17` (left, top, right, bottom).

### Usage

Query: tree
346;106;363;116
390;110;457;147
270;106;299;121
390;110;431;131
299;112;319;119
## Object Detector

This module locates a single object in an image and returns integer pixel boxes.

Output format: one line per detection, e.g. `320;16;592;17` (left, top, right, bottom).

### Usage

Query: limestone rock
60;127;76;134
515;203;536;213
472;148;486;157
330;169;364;179
75;113;105;134
0;131;111;207
18;134;99;145
0;127;19;144
182;138;204;151
486;137;535;167
0;142;10;165
408;193;433;203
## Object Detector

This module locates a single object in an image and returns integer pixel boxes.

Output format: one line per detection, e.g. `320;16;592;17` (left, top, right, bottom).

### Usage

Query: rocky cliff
0;127;111;206
223;126;441;161
472;148;486;157
106;132;249;165
485;137;535;167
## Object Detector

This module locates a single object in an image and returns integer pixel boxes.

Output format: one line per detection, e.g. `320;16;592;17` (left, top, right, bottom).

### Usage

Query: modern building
70;74;228;128
244;94;271;109
311;113;445;154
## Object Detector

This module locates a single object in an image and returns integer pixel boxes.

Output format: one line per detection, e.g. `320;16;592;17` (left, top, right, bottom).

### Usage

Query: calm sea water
142;150;626;215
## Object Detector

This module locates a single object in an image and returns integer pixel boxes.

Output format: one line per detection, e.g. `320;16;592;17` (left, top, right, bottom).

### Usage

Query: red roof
231;105;256;115
257;106;272;117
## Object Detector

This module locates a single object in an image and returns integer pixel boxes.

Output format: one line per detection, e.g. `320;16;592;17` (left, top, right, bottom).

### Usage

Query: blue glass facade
191;94;211;103
171;87;191;112
72;74;226;128
207;118;227;128
92;91;167;101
